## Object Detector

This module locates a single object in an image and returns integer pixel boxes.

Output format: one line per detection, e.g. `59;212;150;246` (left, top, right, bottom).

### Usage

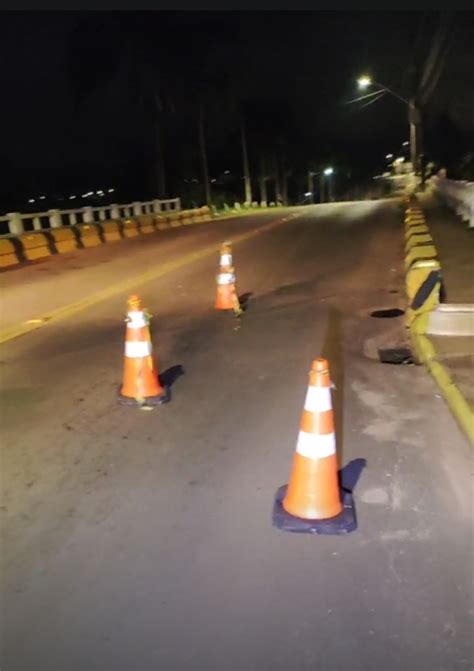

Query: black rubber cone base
118;386;170;407
272;485;357;535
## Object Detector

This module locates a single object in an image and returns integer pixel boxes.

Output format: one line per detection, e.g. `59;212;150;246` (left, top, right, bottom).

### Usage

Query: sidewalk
419;191;474;439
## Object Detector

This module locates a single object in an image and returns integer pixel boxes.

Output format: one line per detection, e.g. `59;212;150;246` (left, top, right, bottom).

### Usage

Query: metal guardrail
0;198;181;236
431;176;474;228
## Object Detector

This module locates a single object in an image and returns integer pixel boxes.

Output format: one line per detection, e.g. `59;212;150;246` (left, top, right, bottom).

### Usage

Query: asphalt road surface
1;203;472;671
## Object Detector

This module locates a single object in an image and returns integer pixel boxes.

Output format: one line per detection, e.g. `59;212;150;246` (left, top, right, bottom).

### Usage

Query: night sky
0;11;472;210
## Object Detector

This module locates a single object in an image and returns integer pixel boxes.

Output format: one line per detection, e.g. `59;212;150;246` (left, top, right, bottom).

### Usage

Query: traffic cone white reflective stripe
125;340;153;358
296;430;336;459
221;253;232;266
217;271;236;285
303;385;332;412
126;310;148;329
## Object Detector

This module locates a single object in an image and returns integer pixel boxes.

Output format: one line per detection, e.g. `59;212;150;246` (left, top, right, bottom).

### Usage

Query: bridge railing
0;198;181;236
431;176;474;228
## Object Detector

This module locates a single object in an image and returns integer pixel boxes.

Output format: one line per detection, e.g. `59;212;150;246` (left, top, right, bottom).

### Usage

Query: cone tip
311;358;329;373
127;294;143;310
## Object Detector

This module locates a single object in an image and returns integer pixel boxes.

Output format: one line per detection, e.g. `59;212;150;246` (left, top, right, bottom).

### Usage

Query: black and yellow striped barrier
404;203;441;334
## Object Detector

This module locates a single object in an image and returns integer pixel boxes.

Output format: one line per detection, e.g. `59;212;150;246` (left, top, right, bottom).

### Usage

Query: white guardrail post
82;207;94;223
7;213;24;235
48;209;63;228
110;204;121;219
133;202;143;217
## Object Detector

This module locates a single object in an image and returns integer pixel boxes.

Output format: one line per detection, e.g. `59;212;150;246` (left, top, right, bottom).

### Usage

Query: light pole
323;167;334;203
357;75;422;179
307;167;335;204
307;171;315;203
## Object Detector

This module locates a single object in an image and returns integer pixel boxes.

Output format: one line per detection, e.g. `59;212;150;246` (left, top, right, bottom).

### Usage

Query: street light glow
385;153;393;159
324;167;334;176
402;141;409;147
357;75;372;89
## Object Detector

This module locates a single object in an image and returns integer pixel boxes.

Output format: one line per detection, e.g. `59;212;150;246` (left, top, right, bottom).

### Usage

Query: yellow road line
0;212;300;345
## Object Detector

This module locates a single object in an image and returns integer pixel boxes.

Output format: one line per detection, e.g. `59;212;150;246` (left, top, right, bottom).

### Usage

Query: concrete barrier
404;224;429;240
0;239;19;268
101;220;122;242
78;224;102;248
200;206;211;221
405;233;433;252
50;227;78;254
155;215;168;230
19;232;51;261
181;210;193;225
191;208;202;224
139;215;155;234
405;243;438;270
168;212;182;228
404;201;441;334
122;219;139;238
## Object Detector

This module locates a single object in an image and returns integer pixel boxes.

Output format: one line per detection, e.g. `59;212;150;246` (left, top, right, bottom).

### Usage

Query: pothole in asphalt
378;348;415;365
370;308;405;318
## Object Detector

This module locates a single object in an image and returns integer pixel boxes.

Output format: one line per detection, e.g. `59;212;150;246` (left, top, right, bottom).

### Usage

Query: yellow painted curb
0;212;300;345
411;332;474;445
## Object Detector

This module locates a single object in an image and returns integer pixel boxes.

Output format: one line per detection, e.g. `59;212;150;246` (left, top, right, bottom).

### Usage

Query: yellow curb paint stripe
411;332;474;446
0;213;300;345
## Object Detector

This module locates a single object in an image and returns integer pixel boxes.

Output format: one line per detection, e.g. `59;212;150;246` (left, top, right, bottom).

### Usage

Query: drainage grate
378;348;414;365
370;308;405;318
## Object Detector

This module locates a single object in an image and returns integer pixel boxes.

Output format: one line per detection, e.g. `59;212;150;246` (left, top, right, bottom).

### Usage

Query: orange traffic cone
118;294;169;407
273;358;356;534
215;242;242;315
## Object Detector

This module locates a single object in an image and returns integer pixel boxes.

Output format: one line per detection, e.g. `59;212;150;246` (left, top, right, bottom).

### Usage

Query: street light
307;167;335;204
385;153;393;159
355;73;421;179
357;75;372;89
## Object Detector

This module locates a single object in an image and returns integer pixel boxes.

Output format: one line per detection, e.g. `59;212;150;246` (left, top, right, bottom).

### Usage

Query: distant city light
69;195;77;200
211;178;217;183
357;75;372;89
39;196;46;200
96;190;104;195
224;170;230;175
304;192;312;196
402;141;409;147
324;167;334;176
385;153;393;159
108;188;115;193
82;193;89;198
28;199;35;203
